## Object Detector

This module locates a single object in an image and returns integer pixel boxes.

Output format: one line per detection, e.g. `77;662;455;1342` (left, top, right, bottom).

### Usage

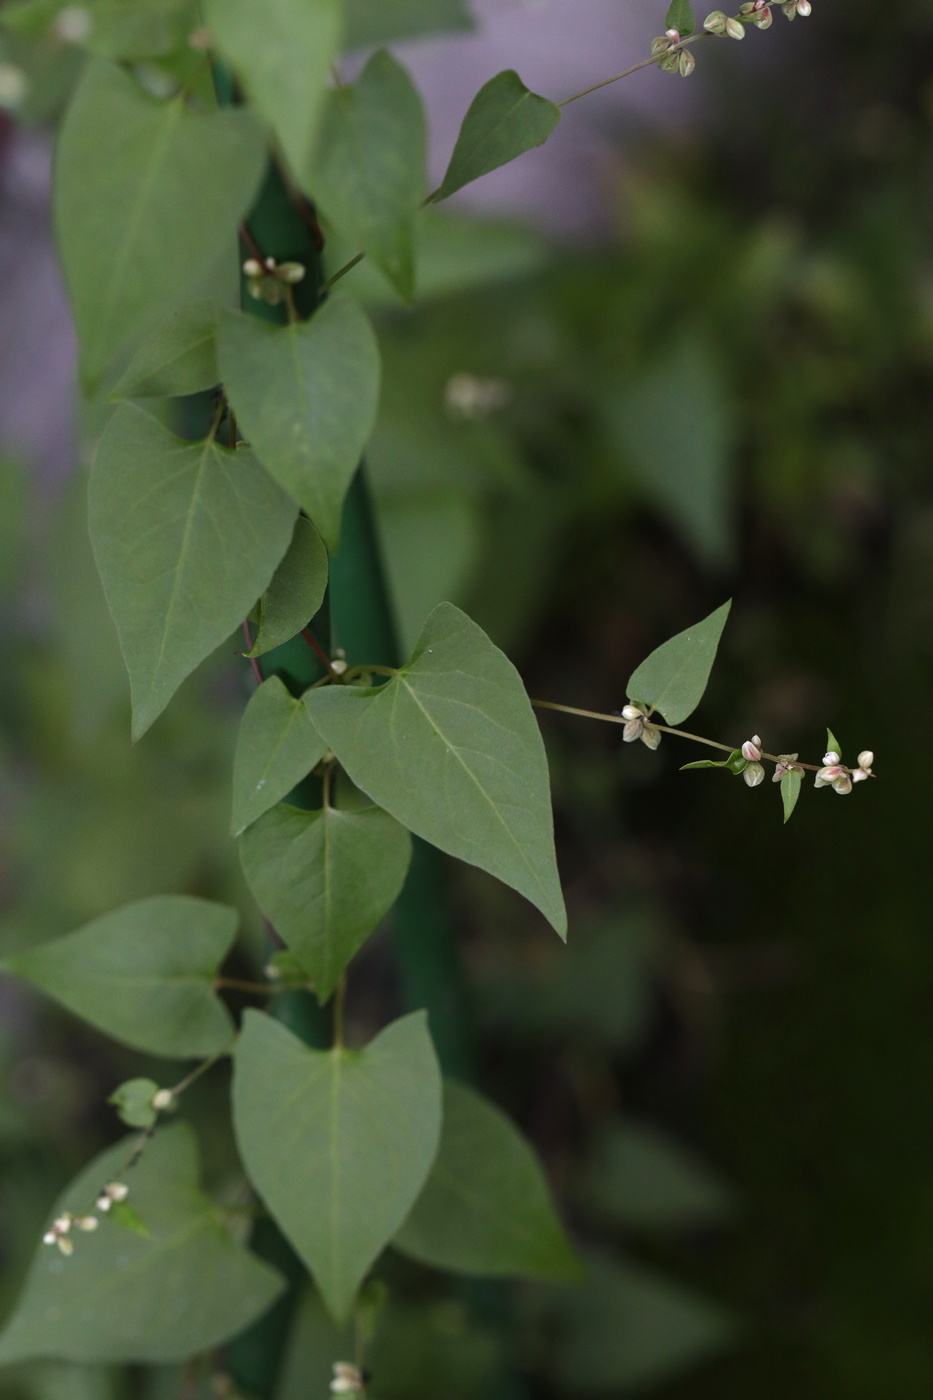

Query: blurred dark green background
0;0;929;1396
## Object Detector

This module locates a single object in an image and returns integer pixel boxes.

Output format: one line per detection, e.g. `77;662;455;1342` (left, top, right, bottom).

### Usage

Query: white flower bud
74;1215;99;1232
96;1194;112;1212
621;705;643;721
796;0;811;13
704;10;728;31
57;1236;74;1256
264;256;277;270
242;258;262;278
755;5;773;24
152;1088;175;1111
42;1231;57;1246
725;16;746;37
278;261;306;283
857;750;873;770
651;34;674;55
53;1215;73;1234
815;764;844;788
743;761;765;787
679;48;696;75
741;738;762;762
622;718;643;743
641;723;661;751
832;771;852;795
103;1181;129;1203
666;27;681;39
329;658;348;675
851;767;870;783
822;750;840;766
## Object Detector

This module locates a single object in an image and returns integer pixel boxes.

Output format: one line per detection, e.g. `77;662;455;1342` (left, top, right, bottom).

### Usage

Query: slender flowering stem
558;31;711;106
531;698;822;770
302;628;338;674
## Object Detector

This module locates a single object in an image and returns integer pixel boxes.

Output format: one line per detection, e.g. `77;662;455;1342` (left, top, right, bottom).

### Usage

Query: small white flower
74;1215;99;1232
621;705;644;721
725;16;746;37
822;750;840;766
741;735;762;762
772;754;801;781
331;1362;364;1394
641;723;661;750
242;258;263;278
57;1236;74;1256
743;761;765;787
97;1181;129;1211
152;1088;175;1112
857;750;874;770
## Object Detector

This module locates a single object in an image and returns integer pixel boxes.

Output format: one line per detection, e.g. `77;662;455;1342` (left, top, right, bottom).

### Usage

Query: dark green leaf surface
107;300;221;401
89;404;296;739
1;895;236;1058
394;1079;579;1279
343;0;472;49
205;0;341;182
309;49;426;299
305;603;566;935
665;0;696;36
232;1009;441;1321
218;298;380;550
54;60;265;391
626;600;731;726
239;803;412;999
438;70;560;200
781;767;803;823
0;1126;284;1364
231;677;328;836
244;515;329;658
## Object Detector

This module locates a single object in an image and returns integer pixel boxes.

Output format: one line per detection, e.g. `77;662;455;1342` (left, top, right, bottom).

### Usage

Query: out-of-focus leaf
607;338;734;569
343;0;473;50
232;1009;441;1321
245;516;329;659
439;70;560;200
89;404;296;739
107;300;220;401
0;1126;283;1364
218;298;380;551
376;490;481;655
626;600;731;726
394;1079;579;1278
579;1121;734;1230
305;603;566;936
550;1251;736;1393
308;50;426;299
54;60;265;390
239;803;411;999
107;1078;159;1129
1;895;237;1057
205;0;341;182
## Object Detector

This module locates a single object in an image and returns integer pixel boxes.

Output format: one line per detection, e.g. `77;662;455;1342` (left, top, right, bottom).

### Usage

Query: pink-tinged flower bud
623;718;644;743
822;750;840;766
782;0;798;18
857;750;873;770
741;737;762;762
851;767;870;783
725;16;745;37
704;10;728;32
679;49;696;75
832;771;852;795
815;764;844;787
621;705;643;722
641;723;662;750
743;761;765;787
666;27;681;40
755;6;773;25
796;0;811;13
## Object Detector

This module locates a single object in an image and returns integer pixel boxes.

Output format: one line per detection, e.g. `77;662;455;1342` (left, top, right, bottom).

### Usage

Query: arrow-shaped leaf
626;600;731;726
231;677;328;836
439;69;560;200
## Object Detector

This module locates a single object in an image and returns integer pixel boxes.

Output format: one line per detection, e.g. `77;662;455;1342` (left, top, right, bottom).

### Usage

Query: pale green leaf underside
439;69;560;200
232;1009;441;1322
394;1079;579;1279
306;603;566;935
239;803;412;999
231;677;328;836
107;299;221;401
205;0;341;181
89;404;296;739
781;767;802;823
0;1125;283;1365
218;297;380;551
245;515;329;658
54;60;265;391
626;600;732;726
1;895;237;1058
308;49;426;300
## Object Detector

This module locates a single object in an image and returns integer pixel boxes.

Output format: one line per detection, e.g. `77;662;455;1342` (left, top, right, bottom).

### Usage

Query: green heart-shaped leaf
1;895;236;1058
89;403;296;739
394;1079;579;1279
218;297;380;551
626;600;731;726
0;1125;284;1364
305;603;566;935
55;60;265;391
108;299;221;402
231;678;328;836
239;803;412;999
245;515;329;659
232;1009;441;1321
439;70;560;200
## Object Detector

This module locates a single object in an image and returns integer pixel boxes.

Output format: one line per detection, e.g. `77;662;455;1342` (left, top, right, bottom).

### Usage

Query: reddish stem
301;628;335;673
241;620;264;686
